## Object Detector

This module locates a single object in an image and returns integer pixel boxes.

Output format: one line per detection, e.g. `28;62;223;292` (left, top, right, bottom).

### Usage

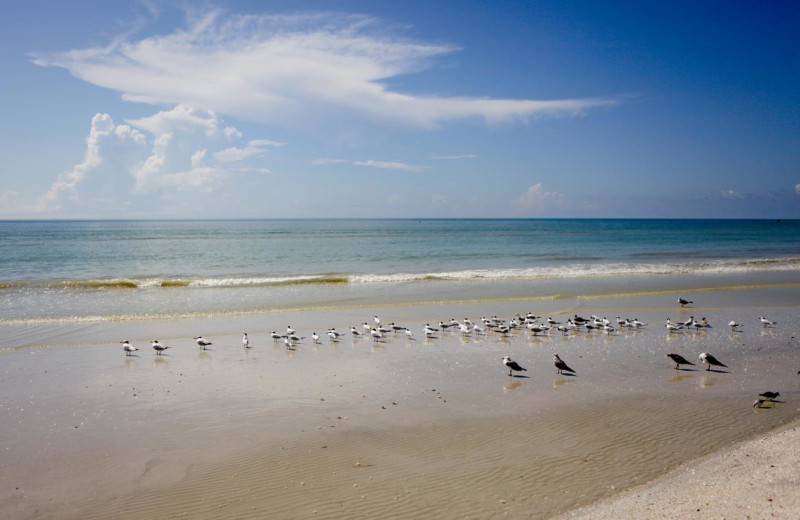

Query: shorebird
286;326;296;335
759;316;777;327
666;353;695;370
728;320;742;331
370;328;384;342
374;316;381;326
270;331;282;342
311;332;320;343
472;323;485;335
503;356;527;377
759;391;780;401
151;340;169;355
631;318;647;328
194;336;212;350
665;318;682;333
350;326;362;337
678;297;693;307
553;354;576;375
327;330;339;342
753;399;767;408
390;323;407;332
121;340;138;356
404;328;414;339
699;352;727;371
283;336;294;350
242;333;250;348
681;316;695;329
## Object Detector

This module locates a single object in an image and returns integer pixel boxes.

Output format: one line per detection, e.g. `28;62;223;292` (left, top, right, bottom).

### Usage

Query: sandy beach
1;286;799;519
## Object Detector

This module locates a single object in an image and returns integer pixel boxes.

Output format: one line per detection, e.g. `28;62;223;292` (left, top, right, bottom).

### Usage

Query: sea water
1;219;798;323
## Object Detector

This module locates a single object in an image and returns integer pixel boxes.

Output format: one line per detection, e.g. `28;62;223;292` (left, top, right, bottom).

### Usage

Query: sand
1;287;799;519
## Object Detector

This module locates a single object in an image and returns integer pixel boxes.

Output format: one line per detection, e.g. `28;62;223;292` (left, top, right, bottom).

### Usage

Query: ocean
1;219;798;324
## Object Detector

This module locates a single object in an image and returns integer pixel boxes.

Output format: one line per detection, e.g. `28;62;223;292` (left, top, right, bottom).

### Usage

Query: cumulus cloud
33;9;615;129
516;183;568;210
353;159;428;172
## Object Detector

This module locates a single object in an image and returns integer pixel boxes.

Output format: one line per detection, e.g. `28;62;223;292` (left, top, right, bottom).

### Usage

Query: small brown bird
666;353;695;370
553;354;576;375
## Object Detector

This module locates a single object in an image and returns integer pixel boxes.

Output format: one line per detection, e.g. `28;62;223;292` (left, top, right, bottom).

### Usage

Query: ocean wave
4;257;800;291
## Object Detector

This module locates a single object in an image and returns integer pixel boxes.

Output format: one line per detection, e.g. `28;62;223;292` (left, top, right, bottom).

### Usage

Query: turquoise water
1;219;798;322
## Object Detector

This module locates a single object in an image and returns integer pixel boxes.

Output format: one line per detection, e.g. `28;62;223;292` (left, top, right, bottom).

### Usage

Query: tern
286;326;296;335
503;356;527;377
678;297;693;307
121;340;138;356
728;320;742;331
283;337;294;350
270;331;282;342
312;332;320;343
151;340;169;355
194;336;212;350
699;352;727;371
242;333;250;348
404;328;414;339
370;328;384;342
759;316;777;327
350;326;362;337
666;353;695;370
553;354;576;375
374;316;381;325
327;331;339;342
753;399;767;408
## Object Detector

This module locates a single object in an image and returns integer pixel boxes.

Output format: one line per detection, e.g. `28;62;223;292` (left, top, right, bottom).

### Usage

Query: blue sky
1;0;798;218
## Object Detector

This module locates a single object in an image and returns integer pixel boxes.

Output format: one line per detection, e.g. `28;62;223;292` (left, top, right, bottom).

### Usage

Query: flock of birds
118;297;786;408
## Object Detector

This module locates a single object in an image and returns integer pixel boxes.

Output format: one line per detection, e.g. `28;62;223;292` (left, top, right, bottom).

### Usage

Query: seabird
728;320;742;331
404;328;414;338
759;316;777;327
390;323;407;332
553;354;576;375
350;326;362;337
678;297;693;307
665;318;682;333
327;331;339;342
242;333;250;348
284;336;294;350
753;399;767;408
286;326;296;335
759;391;780;401
374;316;381;325
370;328;384;342
311;332;320;343
631;318;647;328
472;324;485;335
194;336;212;350
681;316;695;329
503;356;527;377
151;340;169;355
121;340;138;356
699;352;727;371
666;353;695;370
270;331;282;342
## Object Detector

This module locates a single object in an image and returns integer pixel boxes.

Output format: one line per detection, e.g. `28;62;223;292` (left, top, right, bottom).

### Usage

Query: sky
0;0;798;219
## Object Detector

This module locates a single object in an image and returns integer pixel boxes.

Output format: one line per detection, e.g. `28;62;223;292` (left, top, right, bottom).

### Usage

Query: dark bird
678;297;693;307
758;391;780;401
151;340;169;355
666;353;695;370
553;354;576;375
503;356;527;377
699;352;727;371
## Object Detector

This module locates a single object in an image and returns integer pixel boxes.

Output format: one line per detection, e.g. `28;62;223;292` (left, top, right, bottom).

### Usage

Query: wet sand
1;287;799;519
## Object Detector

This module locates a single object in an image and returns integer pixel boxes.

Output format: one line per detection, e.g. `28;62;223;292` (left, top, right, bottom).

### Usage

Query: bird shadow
705;368;730;374
674;367;698;372
558;372;578;377
509;374;531;379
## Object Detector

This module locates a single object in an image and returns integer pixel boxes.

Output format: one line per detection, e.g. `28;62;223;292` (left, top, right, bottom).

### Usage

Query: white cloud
353;159;428;172
213;139;284;163
34;9;616;129
516;183;567;209
128;104;225;137
431;154;477;160
795;183;800;196
312;157;348;165
721;189;744;200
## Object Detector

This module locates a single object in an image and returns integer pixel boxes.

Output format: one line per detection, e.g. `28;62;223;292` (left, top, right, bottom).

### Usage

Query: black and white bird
327;330;339;342
121;340;138;356
283;336;294;350
270;331;282;342
286;326;296;335
151;340;169;355
194;336;212;350
678;297;693;307
728;320;742;331
553;354;576;375
350;326;362;337
312;332;320;343
699;352;727;371
759;391;780;401
242;333;250;348
503;356;527;377
666;353;695;370
370;328;384;342
759;316;777;327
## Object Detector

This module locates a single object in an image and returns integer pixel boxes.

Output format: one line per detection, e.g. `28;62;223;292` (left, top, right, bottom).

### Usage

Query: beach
1;285;799;519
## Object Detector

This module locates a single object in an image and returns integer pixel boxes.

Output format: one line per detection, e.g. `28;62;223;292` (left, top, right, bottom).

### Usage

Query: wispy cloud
721;189;744;200
213;139;284;163
311;157;348;165
516;183;568;210
431;154;477;160
33;9;616;129
795;183;800;196
353;159;428;172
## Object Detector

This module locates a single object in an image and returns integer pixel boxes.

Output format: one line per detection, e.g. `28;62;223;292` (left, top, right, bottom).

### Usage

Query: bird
681;316;695;329
728;320;742;331
553;354;576;375
370;328;384;342
753;399;767;408
374;316;381;326
678;297;693;307
759;391;780;401
503;356;527;377
194;336;212;350
286;326;296;335
666;353;695;370
283;336;294;350
242;333;250;348
665;319;682;333
404;328;414;339
350;326;362;337
151;340;169;355
270;331;282;342
699;352;727;371
121;340;138;356
327;330;339;342
312;332;320;343
759;316;777;327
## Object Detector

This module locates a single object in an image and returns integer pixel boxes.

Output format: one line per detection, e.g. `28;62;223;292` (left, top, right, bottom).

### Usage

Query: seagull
194;336;212;350
553;354;576;375
270;331;282;342
350;326;362;337
374;316;381;326
151;340;169;355
666;353;695;370
759;316;777;327
728;320;742;331
242;333;250;348
312;332;320;343
327;331;339;342
759;391;780;401
503;356;527;377
390;323;407;332
631;318;647;328
472;323;485;335
665;318;682;333
121;340;138;356
370;328;384;342
678;297;693;307
404;328;414;339
681;316;695;329
286;326;296;335
699;352;727;371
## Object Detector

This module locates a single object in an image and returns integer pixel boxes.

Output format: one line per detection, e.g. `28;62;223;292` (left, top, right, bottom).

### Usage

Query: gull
363;322;372;333
458;323;471;335
350;326;362;337
666;353;695;370
370;328;384;342
503;356;527;377
728;320;742;331
270;331;282;342
374;316;381;326
377;325;392;334
286;326;296;335
312;332;320;344
527;325;546;336
678;297;693;307
194;336;212;350
759;391;780;401
438;320;454;330
665;318;682;332
242;333;250;348
121;340;138;356
759;316;777;327
553;354;576;375
681;316;695;329
547;317;561;326
151;340;169;355
699;352;727;371
390;323;407;332
463;318;473;326
701;317;710;328
327;331;339;342
631;318;647;328
404;328;414;339
472;324;485;335
327;328;344;338
288;333;305;342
